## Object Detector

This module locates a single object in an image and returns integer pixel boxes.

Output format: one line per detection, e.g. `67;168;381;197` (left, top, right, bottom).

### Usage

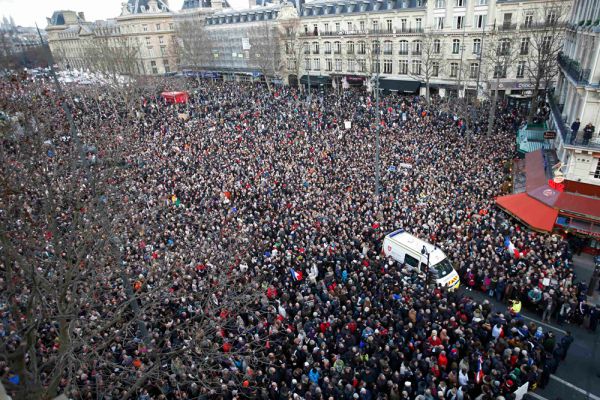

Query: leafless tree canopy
480;28;522;135
0;78;272;400
523;0;568;122
174;14;213;72
248;22;282;92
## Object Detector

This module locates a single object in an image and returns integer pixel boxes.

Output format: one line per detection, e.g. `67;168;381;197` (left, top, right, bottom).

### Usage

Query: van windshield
431;258;454;277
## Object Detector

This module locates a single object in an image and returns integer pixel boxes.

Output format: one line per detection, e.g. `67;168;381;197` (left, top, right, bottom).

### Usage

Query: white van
383;229;460;290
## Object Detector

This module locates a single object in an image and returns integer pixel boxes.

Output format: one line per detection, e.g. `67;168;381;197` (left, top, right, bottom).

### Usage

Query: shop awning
496;193;558;232
378;79;420;93
300;75;332;86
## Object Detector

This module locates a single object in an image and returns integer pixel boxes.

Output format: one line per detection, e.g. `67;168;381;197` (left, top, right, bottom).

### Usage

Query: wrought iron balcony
498;23;517;31
558;53;591;85
396;27;424;34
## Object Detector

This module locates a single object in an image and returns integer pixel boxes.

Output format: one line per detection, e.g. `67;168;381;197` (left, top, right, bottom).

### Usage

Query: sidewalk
572;253;600;305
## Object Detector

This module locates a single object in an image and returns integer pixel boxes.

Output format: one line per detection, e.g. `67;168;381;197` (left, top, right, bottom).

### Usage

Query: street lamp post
421;245;431;289
373;40;382;199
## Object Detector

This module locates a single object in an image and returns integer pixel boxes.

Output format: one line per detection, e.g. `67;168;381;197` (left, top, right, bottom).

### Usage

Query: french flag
290;268;303;282
504;236;520;258
475;355;484;384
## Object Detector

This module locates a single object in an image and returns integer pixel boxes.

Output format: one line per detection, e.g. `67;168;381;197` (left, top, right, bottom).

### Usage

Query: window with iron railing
357;41;366;54
384;59;392;74
399;60;408;74
347;41;355;54
412;60;422;75
452;39;460;54
450;62;458;77
399;40;409;55
473;39;481;54
469;63;479;79
520;37;529;55
383;40;393;54
412;40;422;55
516;61;525;78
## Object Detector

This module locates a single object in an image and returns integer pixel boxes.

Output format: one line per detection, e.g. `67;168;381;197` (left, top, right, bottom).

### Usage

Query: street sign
544;130;557;139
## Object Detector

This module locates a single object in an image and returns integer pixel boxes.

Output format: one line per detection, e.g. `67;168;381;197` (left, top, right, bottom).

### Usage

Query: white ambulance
382;229;460;290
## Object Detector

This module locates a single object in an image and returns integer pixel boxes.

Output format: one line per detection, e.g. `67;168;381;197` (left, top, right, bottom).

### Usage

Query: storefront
496;150;600;254
378;78;421;94
300;75;332;87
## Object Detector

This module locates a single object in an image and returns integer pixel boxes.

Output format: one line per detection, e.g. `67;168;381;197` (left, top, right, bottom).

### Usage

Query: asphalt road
457;282;600;400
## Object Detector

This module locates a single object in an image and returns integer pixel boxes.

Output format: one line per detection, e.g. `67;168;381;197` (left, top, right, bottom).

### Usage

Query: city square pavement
459;253;600;400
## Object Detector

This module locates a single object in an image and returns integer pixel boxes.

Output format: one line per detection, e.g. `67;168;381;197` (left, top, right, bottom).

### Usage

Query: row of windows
304;9;557;34
297;58;529;79
434;0;487;7
294;37;534;56
304;18;423;35
122;22;175;34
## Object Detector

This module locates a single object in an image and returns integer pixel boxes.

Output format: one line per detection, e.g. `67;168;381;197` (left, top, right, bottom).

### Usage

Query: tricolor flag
504;236;520;258
475;355;484;384
290;268;303;281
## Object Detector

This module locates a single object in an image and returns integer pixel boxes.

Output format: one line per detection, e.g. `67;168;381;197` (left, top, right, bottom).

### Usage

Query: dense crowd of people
0;76;596;400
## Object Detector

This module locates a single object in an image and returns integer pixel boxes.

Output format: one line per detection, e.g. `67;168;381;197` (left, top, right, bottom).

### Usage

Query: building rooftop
127;0;170;14
181;0;232;10
301;0;425;17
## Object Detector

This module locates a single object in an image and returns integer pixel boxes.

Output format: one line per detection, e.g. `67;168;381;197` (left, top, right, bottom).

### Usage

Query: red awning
496;193;558;232
555;192;600;219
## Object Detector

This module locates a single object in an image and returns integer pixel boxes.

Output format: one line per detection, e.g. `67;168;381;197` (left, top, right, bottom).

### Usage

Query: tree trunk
487;76;500;136
527;79;541;124
426;80;430;104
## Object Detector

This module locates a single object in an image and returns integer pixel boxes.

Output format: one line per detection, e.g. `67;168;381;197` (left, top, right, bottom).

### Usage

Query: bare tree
1;75;270;400
279;18;305;89
481;27;522;135
174;13;213;73
83;34;141;84
523;1;568;123
248;22;281;92
416;32;445;104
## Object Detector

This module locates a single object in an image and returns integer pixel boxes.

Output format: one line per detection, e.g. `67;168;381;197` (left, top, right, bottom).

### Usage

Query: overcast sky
0;0;249;28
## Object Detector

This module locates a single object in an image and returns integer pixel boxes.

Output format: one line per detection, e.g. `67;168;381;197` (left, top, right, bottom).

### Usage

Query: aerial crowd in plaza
0;75;598;400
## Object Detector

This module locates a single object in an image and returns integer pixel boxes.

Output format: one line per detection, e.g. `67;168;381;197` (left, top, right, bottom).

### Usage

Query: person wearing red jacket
438;351;448;371
428;330;442;347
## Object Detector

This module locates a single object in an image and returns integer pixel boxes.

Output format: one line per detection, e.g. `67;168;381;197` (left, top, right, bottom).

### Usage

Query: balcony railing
498;23;517;31
369;29;394;35
324;50;331;54
399;50;409;55
558;53;591;85
548;95;569;142
397;27;424;34
334;50;341;55
412;50;422;55
520;21;567;30
383;50;393;55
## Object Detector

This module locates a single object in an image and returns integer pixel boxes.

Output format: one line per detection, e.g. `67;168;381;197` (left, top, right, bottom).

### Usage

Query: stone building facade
46;0;571;101
549;0;600;186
